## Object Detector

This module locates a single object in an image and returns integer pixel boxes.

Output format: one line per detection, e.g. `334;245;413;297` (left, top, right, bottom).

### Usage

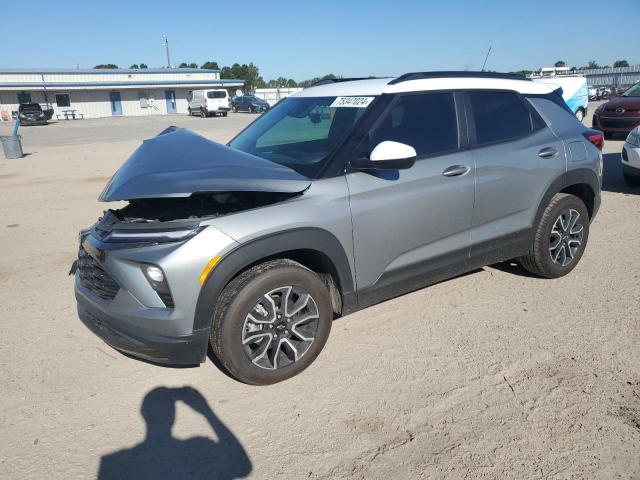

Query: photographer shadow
98;386;251;480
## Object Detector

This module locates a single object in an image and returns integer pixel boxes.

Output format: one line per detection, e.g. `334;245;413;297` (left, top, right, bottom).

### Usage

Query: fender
533;168;601;229
193;227;356;330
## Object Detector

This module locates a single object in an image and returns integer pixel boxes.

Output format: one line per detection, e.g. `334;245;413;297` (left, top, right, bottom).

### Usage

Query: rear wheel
222;111;228;117
201;108;208;118
188;107;192;116
520;193;589;278
210;259;333;385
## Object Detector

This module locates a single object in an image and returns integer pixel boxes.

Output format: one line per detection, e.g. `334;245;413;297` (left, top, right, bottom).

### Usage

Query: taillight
583;129;604;151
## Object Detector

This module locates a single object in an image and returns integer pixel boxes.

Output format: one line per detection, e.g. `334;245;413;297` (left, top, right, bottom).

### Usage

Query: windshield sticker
330;96;374;108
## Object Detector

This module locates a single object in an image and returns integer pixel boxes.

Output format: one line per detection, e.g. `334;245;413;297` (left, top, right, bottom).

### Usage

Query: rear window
467;91;532;146
370;92;459;157
207;91;226;99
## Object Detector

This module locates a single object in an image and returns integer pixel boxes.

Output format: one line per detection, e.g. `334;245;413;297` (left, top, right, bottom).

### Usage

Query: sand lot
1;106;639;479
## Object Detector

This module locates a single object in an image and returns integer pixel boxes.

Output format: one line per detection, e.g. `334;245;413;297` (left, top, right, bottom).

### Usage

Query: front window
622;83;640;97
229;96;372;177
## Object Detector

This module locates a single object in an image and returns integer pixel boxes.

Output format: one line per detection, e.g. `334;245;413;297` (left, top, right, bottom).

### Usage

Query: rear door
465;90;565;259
346;91;476;302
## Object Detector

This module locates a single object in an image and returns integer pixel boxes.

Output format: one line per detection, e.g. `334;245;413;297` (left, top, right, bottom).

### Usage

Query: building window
17;92;31;104
55;93;71;107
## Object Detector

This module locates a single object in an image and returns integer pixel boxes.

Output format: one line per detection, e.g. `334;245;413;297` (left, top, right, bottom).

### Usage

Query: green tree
286;79;298;88
178;62;198;68
94;64;119;69
554;60;566;68
221;62;263;91
139;63;148;69
129;64;139;69
613;60;629;68
200;61;219;69
586;61;599;69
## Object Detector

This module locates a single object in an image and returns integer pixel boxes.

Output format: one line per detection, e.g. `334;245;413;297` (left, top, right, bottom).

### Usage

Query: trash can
1;135;23;159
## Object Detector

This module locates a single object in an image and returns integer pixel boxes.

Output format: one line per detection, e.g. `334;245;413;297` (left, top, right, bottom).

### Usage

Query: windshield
229;96;372;177
622;83;640;97
207;91;226;99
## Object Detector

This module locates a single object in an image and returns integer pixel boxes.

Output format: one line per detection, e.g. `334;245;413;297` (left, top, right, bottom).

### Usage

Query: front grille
77;245;120;301
600;117;639;129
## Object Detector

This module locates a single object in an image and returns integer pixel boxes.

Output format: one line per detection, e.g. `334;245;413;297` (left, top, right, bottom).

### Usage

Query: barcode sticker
330;96;375;108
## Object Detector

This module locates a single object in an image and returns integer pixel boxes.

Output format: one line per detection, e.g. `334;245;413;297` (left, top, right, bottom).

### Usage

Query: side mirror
355;141;417;170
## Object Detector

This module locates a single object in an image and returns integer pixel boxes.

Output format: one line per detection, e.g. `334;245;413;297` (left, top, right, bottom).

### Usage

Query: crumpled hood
99;127;311;202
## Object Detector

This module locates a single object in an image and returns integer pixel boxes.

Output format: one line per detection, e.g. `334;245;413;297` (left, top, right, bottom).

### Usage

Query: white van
531;72;589;121
187;89;230;117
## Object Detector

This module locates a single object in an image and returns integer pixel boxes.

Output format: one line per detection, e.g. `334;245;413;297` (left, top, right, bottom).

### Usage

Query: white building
0;68;244;120
254;87;303;106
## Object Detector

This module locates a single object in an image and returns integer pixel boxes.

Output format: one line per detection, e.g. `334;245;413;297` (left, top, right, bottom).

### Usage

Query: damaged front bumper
74;225;238;366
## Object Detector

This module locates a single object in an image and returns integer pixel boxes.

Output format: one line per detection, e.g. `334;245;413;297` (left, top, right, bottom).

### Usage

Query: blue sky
3;0;639;80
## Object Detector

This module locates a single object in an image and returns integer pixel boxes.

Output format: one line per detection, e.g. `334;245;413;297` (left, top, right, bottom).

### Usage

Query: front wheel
201;108;208;118
575;109;585;122
520;193;589;278
210;259;333;385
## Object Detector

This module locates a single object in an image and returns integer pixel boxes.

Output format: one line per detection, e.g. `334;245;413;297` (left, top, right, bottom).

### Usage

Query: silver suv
74;72;603;385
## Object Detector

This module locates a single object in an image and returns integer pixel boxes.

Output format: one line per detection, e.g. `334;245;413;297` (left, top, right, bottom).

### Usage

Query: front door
346;91;475;304
165;90;177;113
109;91;122;116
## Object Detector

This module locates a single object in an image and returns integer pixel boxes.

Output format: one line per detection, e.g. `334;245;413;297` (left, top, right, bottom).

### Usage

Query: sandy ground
1;106;639;480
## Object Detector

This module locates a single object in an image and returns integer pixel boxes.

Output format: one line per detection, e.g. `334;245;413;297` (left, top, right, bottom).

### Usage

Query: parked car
39;102;54;120
231;95;270;113
74;72;603;385
622;126;640;186
188;89;230;117
532;75;589;121
18;103;47;125
592;82;640;137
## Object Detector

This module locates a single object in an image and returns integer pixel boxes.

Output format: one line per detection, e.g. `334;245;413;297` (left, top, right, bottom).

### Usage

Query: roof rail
388;71;529;85
309;76;381;87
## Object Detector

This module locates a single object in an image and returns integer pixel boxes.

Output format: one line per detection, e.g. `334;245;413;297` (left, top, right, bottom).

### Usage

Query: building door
109;91;122;116
165;90;177;113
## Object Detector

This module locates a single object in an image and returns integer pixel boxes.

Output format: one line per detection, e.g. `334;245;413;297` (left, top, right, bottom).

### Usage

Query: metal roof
0;67;220;74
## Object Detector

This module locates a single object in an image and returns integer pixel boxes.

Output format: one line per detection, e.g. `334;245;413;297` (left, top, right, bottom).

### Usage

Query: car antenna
481;46;492;72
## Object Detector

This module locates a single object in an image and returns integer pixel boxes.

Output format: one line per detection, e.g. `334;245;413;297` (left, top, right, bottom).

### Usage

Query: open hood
99;127;311;202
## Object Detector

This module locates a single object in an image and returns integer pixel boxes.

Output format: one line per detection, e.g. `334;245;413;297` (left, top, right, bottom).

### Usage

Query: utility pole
163;35;171;68
481;46;492;72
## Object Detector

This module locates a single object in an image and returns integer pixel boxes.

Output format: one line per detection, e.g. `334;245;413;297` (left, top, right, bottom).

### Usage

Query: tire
222;111;228;117
623;172;640;187
188;107;192;116
231;106;237;113
520;193;589;279
575;109;585;122
201;108;208;118
210;259;333;385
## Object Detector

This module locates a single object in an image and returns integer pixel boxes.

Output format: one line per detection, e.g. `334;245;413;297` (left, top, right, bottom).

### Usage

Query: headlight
626;128;640;146
102;226;203;244
141;264;174;308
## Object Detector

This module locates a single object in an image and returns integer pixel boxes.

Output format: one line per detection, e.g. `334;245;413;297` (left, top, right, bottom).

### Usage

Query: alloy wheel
242;286;319;370
549;208;584;267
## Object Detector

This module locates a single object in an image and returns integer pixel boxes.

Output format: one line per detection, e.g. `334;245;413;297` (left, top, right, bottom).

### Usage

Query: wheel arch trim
193;227;355;331
534;168;600;229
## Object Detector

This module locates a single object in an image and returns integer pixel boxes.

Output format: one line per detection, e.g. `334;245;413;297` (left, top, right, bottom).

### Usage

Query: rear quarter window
467;91;532;146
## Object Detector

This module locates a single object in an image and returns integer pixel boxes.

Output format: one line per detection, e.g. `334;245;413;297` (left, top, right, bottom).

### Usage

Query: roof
0;79;244;90
293;74;556;98
0;67;220;74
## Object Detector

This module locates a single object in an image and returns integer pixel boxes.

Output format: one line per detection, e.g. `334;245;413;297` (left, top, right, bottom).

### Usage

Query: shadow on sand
97;386;251;480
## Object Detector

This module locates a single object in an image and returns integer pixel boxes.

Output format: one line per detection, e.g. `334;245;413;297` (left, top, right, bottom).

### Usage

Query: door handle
538;147;559;158
442;165;470;177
